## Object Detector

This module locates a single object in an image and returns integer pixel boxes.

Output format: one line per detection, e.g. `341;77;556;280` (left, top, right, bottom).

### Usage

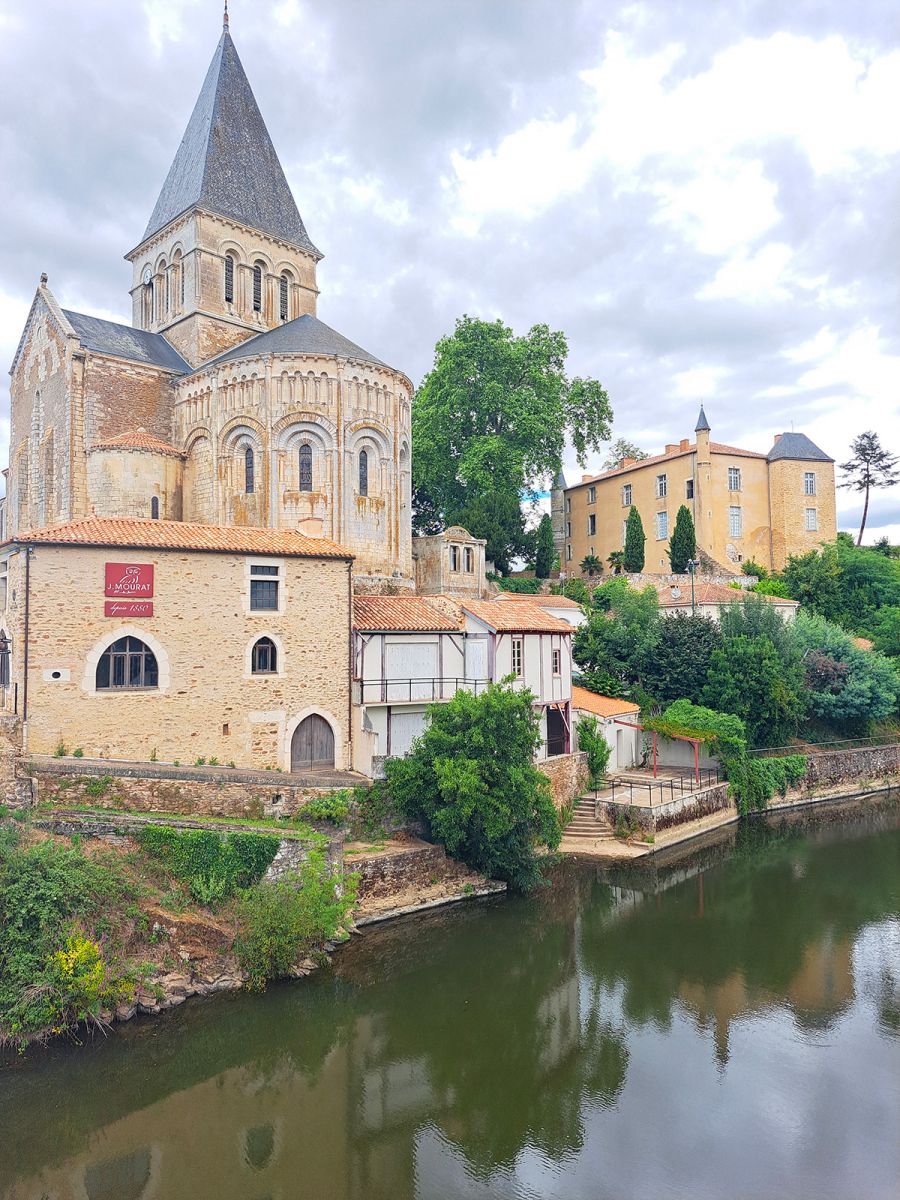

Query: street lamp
686;559;700;614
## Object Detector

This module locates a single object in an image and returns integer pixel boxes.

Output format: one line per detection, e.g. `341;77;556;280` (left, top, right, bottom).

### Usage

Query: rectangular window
656;474;667;499
685;479;694;499
566;521;571;538
552;648;561;675
0;563;7;611
806;507;818;531
729;506;742;537
566;544;572;561
250;563;280;612
622;520;628;543
450;545;460;571
565;497;571;513
224;255;234;304
511;636;524;678
728;466;742;492
587;486;596;504
804;472;816;496
464;546;474;573
622;484;632;506
588;514;596;536
656;511;668;540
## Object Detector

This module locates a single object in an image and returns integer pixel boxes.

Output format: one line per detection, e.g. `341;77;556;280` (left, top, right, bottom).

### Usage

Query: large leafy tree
790;611;900;728
456;491;532;575
667;504;697;573
622;506;646;572
644;613;723;706
412;316;613;567
781;539;900;637
383;681;561;891
573;578;659;701
534;513;556;578
703;635;805;747
839;431;900;544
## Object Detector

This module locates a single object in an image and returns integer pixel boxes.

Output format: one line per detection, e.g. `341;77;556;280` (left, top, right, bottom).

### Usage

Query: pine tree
839;431;900;545
668;504;697;573
623;507;645;572
534;513;555;578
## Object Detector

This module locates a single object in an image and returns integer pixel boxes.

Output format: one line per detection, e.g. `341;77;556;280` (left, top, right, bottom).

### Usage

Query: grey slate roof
141;30;319;256
767;432;834;462
207;313;387;369
695;404;711;432
63;310;190;373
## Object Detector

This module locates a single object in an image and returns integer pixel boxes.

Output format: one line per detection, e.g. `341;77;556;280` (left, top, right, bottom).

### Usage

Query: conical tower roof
695;405;711;432
141;27;320;256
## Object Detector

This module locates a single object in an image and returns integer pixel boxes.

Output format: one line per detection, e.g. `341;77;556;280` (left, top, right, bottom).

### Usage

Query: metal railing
354;677;491;705
597;766;721;814
748;734;900;758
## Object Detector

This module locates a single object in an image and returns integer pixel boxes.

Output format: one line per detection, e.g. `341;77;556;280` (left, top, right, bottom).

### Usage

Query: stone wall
801;744;900;793
350;841;454;900
538;751;590;811
602;781;731;835
19;758;343;820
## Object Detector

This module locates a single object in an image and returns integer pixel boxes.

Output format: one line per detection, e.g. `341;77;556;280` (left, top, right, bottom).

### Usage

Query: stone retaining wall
602;781;732;835
802;744;900;792
350;842;454;900
538;751;590;811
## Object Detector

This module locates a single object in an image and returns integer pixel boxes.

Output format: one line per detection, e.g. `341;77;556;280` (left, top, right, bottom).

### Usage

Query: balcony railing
355;677;491;705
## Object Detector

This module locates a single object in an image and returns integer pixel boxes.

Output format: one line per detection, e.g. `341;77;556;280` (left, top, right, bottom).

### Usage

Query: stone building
412;526;489;598
556;408;836;575
0;518;353;771
5;16;413;586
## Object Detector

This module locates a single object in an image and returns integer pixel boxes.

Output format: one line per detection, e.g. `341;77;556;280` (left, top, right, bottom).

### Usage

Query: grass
32;802;330;842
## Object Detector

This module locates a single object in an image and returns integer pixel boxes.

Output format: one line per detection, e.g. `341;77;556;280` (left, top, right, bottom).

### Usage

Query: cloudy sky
2;0;899;540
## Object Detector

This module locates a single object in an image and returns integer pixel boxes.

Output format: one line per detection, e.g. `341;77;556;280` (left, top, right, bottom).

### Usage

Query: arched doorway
291;714;335;772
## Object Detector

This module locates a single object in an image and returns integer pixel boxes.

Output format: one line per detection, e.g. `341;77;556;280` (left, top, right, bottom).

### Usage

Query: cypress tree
534;513;555;578
623;506;645;572
668;504;697;573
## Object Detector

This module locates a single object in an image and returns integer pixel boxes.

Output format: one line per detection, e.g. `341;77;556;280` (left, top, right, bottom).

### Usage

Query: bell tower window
359;449;369;497
253;262;264;313
280;273;289;322
224;254;235;304
299;443;312;492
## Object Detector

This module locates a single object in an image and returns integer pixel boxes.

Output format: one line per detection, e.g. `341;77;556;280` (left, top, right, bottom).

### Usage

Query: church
5;12;413;585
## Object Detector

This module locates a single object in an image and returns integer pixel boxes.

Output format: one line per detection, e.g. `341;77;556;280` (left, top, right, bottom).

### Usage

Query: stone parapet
538;751;590;811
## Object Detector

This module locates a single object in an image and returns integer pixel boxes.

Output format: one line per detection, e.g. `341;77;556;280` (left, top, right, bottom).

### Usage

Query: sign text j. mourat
105;563;154;598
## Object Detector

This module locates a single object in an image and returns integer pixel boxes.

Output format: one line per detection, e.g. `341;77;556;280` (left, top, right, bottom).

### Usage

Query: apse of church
6;17;413;585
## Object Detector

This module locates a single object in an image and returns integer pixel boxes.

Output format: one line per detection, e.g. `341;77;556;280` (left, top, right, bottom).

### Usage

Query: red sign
105;601;153;618
105;563;154;598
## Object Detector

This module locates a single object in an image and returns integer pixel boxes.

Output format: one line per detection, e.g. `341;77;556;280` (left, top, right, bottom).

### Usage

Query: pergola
612;718;707;783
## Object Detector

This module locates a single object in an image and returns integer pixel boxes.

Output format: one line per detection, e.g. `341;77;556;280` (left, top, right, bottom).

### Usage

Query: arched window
160;260;169;314
96;637;158;690
245;446;255;494
299;443;312;492
150;496;160;520
173;250;184;310
279;273;289;321
224;254;235;304
252;262;264;313
251;636;277;674
358;449;369;497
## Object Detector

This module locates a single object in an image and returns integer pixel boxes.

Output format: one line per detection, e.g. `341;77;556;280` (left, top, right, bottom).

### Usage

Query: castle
5;13;413;585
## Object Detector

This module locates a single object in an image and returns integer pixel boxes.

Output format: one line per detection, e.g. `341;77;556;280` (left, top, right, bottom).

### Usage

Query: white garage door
465;636;488;682
385;641;439;701
389;710;428;757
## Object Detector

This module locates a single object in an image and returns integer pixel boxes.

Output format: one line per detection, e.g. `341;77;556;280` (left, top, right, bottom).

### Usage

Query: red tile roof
656;581;797;608
12;517;353;559
495;592;583;609
461;600;572;633
90;429;185;457
353;596;461;631
572;686;640;718
573;440;766;486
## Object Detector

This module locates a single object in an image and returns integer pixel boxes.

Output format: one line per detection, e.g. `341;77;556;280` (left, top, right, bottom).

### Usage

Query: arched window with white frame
96;636;158;690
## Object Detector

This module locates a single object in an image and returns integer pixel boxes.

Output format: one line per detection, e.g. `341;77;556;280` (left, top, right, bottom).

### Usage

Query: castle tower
693;404;712;559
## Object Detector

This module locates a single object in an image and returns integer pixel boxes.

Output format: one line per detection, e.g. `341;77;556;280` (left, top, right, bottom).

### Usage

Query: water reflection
2;802;898;1200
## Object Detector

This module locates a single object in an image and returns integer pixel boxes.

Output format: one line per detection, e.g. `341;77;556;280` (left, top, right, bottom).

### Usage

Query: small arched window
96;636;158;690
251;636;277;675
299;443;312;492
245;446;255;494
160;260;169;314
150;496;160;520
252;262;264;313
279;273;289;322
359;449;369;497
224;254;235;304
173;250;184;310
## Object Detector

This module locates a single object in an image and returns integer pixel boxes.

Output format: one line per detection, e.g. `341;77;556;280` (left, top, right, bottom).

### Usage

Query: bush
136;826;279;904
348;783;397;839
725;755;807;815
576;716;612;787
496;577;542;594
382;680;561;891
233;851;357;990
301;790;351;825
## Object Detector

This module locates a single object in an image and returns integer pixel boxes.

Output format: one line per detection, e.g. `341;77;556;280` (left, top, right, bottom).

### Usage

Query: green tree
456;491;531;575
839;431;900;544
607;549;625;574
667;504;697;573
622;506;646;572
412;316;613;568
383;681;561;891
644;613;723;706
580;554;603;577
573;578;659;701
781;540;900;636
791;611;900;728
576;716;613;786
870;606;900;657
741;558;769;580
602;438;648;471
703;635;805;747
534;513;555;579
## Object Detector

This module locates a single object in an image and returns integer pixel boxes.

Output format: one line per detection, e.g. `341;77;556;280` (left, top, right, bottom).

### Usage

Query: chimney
665;443;677;453
680;439;689;451
773;433;782;443
621;457;636;468
581;474;593;483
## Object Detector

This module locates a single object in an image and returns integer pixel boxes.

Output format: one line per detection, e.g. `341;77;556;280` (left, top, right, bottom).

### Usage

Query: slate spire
695;404;711;432
141;27;320;256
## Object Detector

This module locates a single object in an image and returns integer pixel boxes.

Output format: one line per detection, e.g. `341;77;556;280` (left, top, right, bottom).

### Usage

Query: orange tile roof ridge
461;599;572;632
494;591;583;608
353;595;461;631
12;517;352;559
571;685;640;717
90;428;185;457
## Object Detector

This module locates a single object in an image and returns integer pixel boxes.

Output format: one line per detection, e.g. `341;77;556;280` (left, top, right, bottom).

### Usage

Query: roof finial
223;0;229;30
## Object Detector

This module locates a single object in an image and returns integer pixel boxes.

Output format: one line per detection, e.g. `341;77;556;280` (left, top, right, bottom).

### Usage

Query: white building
655;582;798;623
571;686;642;772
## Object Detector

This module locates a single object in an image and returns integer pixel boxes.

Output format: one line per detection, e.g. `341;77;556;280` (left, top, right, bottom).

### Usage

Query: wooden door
291;714;335;770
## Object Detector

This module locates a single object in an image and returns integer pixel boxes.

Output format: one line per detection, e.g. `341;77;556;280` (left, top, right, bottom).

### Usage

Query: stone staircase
563;794;613;841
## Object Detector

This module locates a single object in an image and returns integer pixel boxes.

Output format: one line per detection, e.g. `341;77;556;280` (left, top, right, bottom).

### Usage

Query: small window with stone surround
252;262;264;313
245;446;255;494
96;636;158;690
251;636;277;674
224;254;235;304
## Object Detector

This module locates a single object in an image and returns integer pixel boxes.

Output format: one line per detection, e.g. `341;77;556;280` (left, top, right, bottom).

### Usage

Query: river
1;801;898;1200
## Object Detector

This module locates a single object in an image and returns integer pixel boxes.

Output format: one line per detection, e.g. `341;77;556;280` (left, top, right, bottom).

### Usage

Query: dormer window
280;273;289;322
252;262;264;313
224;254;235;304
